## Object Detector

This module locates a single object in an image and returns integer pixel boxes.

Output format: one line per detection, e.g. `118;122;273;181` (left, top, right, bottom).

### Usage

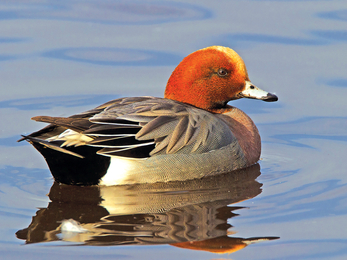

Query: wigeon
20;46;278;185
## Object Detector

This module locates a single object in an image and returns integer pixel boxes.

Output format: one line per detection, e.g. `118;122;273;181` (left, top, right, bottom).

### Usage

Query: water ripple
42;47;183;66
0;37;26;43
0;55;15;62
0;94;117;110
256;179;347;223
215;33;327;48
311;30;347;42
0;1;212;25
324;78;347;88
271;134;347;149
318;9;347;21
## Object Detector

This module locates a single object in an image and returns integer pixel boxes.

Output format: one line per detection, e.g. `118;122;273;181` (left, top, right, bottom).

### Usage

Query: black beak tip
263;93;278;102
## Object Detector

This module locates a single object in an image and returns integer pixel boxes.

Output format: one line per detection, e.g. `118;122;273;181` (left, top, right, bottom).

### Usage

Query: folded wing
22;97;235;159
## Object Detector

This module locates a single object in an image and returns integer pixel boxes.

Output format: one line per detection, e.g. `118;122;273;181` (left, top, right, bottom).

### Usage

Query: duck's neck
217;106;261;165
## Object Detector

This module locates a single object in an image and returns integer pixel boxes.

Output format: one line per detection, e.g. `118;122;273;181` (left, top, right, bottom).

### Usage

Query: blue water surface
0;1;347;260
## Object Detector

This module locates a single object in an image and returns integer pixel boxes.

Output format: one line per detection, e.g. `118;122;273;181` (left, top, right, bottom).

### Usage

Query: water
0;0;346;259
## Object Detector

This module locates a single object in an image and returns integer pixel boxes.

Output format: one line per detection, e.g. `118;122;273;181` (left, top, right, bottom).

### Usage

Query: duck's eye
217;68;228;77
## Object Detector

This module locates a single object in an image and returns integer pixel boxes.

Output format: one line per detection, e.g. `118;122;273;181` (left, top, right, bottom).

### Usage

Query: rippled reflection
0;95;116;110
311;30;347;42
318;9;347;21
0;55;14;62
216;33;327;47
325;78;347;88
266;117;347;148
16;164;279;254
42;48;183;66
0;1;212;25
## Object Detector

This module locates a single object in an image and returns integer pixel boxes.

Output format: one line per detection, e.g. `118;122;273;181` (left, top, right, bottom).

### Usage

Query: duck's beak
239;81;278;102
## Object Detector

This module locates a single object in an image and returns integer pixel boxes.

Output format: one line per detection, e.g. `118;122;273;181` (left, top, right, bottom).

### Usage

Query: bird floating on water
20;46;278;186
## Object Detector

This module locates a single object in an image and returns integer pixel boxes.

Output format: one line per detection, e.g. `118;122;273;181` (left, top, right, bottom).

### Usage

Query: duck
19;46;278;186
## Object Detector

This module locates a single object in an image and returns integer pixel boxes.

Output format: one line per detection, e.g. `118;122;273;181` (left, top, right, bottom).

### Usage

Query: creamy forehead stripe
200;46;248;76
209;46;239;56
200;46;241;60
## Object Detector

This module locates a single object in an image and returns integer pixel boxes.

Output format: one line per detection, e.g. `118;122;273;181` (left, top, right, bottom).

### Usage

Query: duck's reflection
16;163;279;254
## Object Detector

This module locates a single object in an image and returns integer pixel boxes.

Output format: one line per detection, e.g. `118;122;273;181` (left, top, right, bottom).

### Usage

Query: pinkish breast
217;106;261;166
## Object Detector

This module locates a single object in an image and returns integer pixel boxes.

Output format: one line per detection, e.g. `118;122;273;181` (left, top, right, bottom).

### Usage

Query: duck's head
164;46;278;113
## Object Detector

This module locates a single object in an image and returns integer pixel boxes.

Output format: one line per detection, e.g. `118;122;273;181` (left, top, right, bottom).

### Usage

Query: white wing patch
47;129;94;147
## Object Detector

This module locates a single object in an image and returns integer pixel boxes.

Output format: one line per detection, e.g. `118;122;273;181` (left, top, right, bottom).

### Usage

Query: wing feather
26;97;235;159
31;116;93;132
166;116;189;153
136;116;177;140
93;98;235;156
